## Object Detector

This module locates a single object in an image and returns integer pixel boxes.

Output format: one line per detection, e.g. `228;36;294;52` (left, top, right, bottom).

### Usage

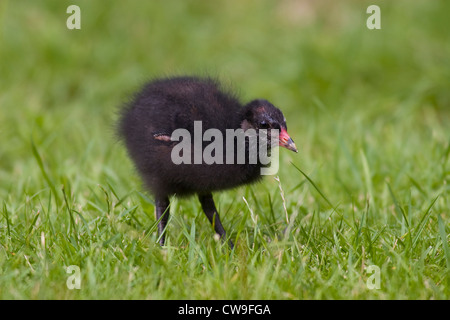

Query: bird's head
241;99;298;153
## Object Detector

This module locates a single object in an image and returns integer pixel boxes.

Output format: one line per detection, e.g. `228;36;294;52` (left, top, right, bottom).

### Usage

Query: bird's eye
259;121;270;129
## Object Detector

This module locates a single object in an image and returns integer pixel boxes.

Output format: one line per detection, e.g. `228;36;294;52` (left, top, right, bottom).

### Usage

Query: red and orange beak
279;128;298;153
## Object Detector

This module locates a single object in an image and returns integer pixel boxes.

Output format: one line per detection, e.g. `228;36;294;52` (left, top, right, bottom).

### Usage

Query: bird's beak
279;128;298;153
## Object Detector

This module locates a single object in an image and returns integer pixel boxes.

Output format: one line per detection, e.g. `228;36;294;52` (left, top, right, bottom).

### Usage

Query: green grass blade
290;162;334;209
437;214;450;271
387;182;409;228
30;139;60;206
412;195;440;248
2;201;11;238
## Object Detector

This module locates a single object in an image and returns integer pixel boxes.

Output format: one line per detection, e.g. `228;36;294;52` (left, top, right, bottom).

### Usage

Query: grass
0;0;449;299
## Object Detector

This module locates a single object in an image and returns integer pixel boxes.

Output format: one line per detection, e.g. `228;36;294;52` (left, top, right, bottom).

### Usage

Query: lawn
0;0;449;299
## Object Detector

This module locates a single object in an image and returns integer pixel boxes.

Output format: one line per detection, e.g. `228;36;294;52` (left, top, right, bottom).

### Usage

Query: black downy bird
118;76;297;248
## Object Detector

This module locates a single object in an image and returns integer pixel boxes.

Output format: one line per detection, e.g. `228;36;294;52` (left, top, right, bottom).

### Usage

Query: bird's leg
198;193;234;249
155;197;170;246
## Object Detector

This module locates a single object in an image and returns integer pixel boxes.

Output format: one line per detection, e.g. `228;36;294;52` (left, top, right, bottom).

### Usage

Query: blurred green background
1;0;449;188
0;0;449;299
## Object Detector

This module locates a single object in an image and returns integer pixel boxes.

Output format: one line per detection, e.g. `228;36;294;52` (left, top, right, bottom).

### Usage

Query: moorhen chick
118;76;297;248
